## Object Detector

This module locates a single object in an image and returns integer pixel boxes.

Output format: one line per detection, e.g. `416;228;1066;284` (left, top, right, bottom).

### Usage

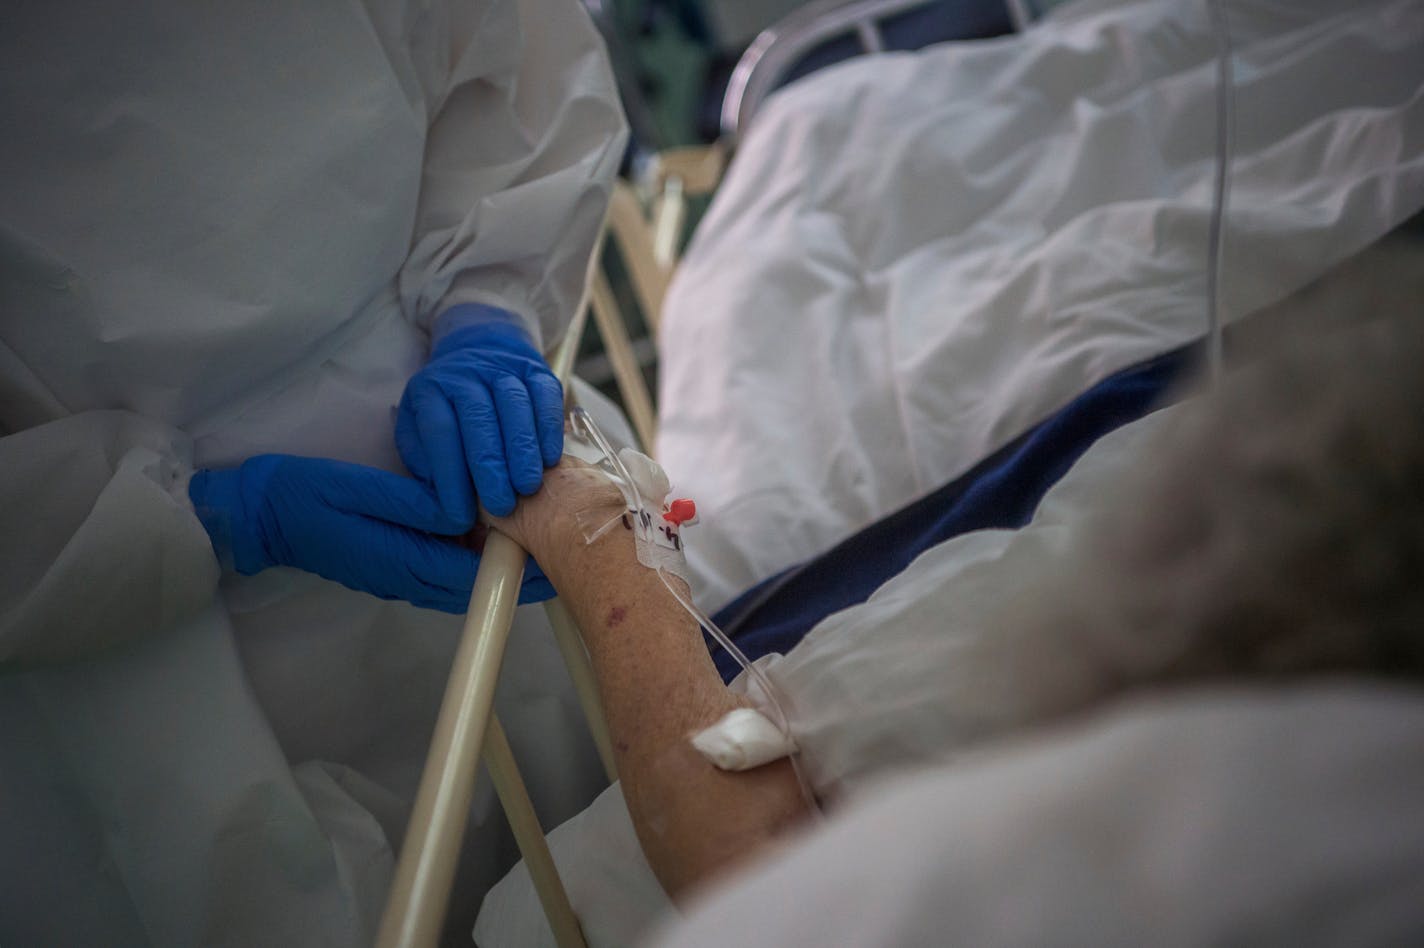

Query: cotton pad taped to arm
691;708;798;771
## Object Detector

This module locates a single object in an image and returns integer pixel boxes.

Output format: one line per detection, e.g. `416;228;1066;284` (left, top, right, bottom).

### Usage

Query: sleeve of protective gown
397;0;627;350
0;412;219;665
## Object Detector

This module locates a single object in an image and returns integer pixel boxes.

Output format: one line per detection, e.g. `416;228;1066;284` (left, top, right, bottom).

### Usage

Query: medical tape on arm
613;448;695;585
564;416;696;584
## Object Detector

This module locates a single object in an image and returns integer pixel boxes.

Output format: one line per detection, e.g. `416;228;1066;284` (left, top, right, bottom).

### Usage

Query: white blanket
651;683;1424;948
657;0;1424;612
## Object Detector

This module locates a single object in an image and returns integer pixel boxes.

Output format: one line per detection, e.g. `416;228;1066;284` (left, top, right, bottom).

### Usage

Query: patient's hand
487;458;625;565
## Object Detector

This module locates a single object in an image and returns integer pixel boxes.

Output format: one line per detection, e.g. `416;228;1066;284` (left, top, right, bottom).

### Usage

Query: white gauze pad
691;707;797;771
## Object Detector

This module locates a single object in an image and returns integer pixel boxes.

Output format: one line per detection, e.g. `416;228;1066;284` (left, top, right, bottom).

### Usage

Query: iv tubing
657;569;820;813
1205;0;1234;385
570;407;820;811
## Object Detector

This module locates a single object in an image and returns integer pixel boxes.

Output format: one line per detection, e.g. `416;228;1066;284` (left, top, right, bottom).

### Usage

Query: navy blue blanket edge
708;344;1196;682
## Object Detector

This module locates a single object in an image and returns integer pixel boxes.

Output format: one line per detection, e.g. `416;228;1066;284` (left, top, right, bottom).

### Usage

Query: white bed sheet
658;0;1424;612
650;683;1424;947
480;684;1424;947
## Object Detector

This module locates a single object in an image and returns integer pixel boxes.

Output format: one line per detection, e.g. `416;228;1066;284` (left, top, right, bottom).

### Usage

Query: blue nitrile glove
188;454;555;611
396;304;564;524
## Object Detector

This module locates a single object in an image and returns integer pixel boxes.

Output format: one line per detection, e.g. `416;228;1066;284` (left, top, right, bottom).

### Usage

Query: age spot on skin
607;605;627;627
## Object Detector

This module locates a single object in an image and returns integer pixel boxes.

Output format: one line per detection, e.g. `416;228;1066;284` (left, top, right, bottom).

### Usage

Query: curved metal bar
485;715;589;947
545;597;618;782
379;266;611;948
376;532;529;948
721;0;932;138
589;268;658;453
720;0;1031;138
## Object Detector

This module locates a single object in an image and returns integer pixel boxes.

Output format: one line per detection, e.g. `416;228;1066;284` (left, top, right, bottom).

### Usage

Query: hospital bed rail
721;0;1026;139
591;145;727;453
377;277;612;948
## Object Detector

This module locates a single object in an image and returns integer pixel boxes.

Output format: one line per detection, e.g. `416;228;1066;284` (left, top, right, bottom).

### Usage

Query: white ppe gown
0;1;625;945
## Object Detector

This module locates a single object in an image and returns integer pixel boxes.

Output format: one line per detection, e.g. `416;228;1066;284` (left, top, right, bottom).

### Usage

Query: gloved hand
396;305;565;525
188;454;555;611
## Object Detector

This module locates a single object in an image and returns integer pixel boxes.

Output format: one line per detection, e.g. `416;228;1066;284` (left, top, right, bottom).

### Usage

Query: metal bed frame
376;2;1042;944
721;0;1036;139
376;276;611;948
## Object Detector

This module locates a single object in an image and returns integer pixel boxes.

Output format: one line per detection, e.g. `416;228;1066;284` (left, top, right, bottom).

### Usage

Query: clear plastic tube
568;407;820;812
654;567;820;813
1205;0;1234;386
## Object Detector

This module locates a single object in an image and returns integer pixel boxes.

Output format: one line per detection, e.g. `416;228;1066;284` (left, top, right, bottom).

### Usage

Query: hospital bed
373;4;1030;943
377;0;1424;943
590;0;1039;460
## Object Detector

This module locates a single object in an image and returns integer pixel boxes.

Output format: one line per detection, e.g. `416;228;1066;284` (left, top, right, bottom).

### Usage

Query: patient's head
1033;317;1424;710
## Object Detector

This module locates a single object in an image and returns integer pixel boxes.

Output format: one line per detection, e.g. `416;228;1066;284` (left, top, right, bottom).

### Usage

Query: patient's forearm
498;477;808;898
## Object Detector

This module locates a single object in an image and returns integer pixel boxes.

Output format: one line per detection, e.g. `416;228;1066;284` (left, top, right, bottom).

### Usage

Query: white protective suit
475;0;1424;943
0;1;625;945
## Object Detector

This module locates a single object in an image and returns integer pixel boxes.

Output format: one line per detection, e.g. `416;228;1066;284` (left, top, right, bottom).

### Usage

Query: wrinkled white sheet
658;0;1424;612
483;686;1424;947
653;684;1424;948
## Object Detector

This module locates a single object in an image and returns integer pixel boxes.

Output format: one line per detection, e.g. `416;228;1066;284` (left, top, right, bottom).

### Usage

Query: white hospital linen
759;403;1167;797
658;0;1424;611
0;1;624;944
482;688;1424;948
474;783;675;948
654;684;1424;948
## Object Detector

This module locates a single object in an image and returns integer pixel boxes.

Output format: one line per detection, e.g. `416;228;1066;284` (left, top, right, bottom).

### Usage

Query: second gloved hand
397;307;565;525
188;454;555;612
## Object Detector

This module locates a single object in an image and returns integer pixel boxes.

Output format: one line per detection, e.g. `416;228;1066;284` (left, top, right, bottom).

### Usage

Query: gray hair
1019;316;1424;716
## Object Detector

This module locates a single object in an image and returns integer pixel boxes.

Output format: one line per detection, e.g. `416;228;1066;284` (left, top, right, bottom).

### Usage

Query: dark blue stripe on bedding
708;344;1196;682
